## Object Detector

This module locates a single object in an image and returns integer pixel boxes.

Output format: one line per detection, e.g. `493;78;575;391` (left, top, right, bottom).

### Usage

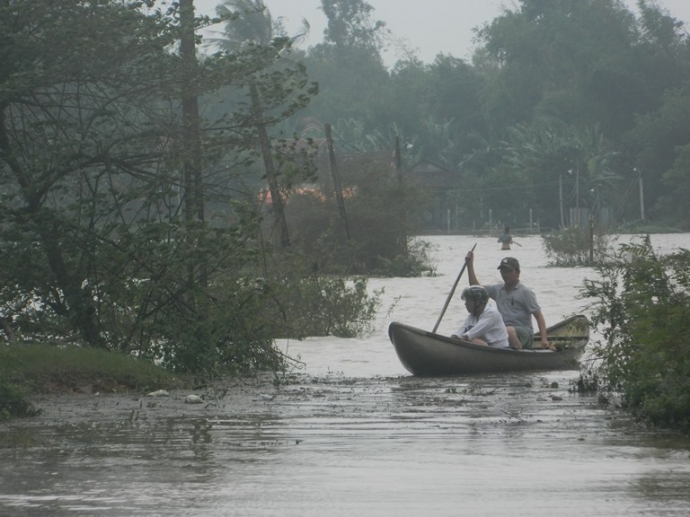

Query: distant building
404;160;461;231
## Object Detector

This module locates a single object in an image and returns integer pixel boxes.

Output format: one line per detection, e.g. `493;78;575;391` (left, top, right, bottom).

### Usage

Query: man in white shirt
452;285;510;348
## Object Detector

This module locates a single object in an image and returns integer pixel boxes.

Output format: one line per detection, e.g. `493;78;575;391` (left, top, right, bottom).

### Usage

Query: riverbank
5;371;403;435
11;375;284;428
0;343;186;420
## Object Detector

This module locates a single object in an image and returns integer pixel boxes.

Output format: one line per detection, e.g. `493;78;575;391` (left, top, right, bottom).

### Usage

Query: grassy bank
0;344;184;420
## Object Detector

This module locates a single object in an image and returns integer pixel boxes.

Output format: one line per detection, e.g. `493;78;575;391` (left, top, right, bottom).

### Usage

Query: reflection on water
2;235;690;516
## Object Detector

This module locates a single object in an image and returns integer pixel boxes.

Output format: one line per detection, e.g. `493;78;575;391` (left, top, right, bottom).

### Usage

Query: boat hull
389;315;589;376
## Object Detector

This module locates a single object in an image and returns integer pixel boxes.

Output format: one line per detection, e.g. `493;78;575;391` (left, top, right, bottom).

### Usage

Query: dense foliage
0;0;388;376
581;237;690;432
541;226;615;266
0;381;37;420
292;0;690;231
3;0;690;382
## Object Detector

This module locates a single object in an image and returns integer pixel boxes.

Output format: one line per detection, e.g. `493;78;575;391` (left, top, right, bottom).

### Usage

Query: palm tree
215;0;273;46
502;122;621;228
213;0;309;50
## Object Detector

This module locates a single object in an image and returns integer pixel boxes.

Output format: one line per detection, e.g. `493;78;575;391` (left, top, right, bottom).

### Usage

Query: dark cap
497;257;520;270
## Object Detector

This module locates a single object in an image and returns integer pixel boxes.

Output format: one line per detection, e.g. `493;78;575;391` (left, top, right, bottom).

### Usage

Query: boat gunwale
389;315;589;355
388;315;589;375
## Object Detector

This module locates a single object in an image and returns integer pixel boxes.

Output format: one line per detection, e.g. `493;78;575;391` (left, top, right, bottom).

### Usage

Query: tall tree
321;0;386;51
473;0;690;225
0;0;381;375
625;86;690;222
501;122;620;228
180;0;207;287
0;0;179;347
301;0;390;129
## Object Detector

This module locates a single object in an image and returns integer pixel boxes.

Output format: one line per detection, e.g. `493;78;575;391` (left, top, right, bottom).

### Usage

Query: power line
449;180;562;193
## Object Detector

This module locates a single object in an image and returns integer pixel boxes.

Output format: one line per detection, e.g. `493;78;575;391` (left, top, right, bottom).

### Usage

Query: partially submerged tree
581;236;690;432
0;0;180;348
0;0;376;375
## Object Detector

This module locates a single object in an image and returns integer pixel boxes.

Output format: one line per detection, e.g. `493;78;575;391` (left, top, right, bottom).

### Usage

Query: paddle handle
432;243;477;333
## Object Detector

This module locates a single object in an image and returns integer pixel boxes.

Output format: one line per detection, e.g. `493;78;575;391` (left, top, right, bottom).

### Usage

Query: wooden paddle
432;243;477;333
535;335;588;341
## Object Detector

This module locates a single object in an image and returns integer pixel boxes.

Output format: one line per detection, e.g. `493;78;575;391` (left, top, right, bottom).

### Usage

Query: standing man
465;251;551;350
497;227;513;250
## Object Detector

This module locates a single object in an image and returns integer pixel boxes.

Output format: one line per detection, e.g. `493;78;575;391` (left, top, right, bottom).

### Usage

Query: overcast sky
195;0;690;66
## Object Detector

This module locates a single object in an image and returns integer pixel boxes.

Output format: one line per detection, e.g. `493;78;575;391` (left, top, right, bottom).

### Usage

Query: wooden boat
388;315;589;376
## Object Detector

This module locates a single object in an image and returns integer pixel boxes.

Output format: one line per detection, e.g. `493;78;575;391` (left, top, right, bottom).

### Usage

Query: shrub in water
580;235;690;432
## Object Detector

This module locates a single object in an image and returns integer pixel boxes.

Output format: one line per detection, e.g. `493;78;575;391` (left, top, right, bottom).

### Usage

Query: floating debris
184;394;204;404
147;389;170;397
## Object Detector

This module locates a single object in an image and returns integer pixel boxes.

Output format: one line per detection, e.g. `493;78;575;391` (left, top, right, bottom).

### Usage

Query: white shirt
452;302;510;348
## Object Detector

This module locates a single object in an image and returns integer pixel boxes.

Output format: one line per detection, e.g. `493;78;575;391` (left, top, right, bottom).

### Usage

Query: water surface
2;234;689;516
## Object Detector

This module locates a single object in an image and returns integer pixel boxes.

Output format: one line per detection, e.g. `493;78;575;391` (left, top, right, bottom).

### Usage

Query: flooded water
2;234;690;516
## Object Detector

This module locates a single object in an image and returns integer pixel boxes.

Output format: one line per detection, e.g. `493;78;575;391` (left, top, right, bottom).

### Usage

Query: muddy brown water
2;235;690;516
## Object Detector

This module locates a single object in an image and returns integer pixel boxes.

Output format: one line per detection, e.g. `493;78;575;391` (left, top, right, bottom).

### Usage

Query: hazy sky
195;0;690;66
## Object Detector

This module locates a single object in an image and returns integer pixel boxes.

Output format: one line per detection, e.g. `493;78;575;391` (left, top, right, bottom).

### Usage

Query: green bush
282;159;432;277
580;235;690;432
0;380;38;420
542;226;614;266
371;239;436;278
273;276;381;339
255;251;384;340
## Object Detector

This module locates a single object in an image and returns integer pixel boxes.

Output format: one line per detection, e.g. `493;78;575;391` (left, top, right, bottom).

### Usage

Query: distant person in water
451;285;509;348
498;227;513;250
465;252;552;350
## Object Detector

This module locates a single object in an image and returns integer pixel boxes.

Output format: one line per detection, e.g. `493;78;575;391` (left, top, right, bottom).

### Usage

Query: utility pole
558;174;565;230
395;136;407;253
575;166;579;212
636;168;645;221
569;166;580;226
530;208;533;231
251;83;290;249
325;123;351;243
